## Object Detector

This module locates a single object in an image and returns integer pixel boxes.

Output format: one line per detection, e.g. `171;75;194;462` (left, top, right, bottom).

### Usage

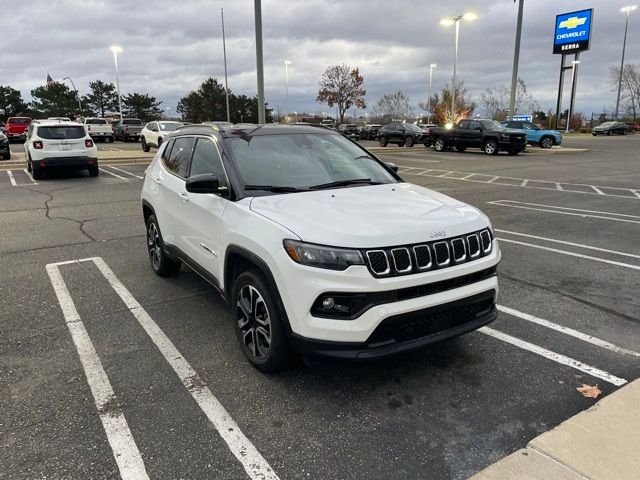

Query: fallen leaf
576;384;601;399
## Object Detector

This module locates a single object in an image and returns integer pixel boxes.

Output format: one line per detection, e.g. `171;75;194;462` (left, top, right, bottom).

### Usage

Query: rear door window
164;137;195;178
37;126;86;139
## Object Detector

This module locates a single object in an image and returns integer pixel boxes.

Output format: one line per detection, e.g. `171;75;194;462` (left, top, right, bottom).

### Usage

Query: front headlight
501;133;510;139
283;239;364;270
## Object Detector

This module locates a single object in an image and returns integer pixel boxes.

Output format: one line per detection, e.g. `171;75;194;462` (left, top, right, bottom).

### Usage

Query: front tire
145;214;181;277
539;136;554;149
483;139;499;155
433;137;446;152
233;270;294;372
404;136;414;147
142;138;151;152
379;136;388;147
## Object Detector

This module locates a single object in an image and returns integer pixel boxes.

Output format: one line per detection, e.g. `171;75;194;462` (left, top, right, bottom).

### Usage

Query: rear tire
433;137;446;152
606;130;611;136
232;269;295;373
88;165;99;177
32;167;42;180
379;136;388;147
145;214;181;276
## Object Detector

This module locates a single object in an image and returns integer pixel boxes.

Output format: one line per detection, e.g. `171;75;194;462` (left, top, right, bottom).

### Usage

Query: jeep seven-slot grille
364;228;493;277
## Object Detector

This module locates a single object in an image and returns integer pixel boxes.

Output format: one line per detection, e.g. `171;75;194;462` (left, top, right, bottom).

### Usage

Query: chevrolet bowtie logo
559;16;587;29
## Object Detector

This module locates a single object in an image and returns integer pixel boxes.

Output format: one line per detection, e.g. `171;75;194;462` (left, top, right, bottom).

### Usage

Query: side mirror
385;162;399;173
186;173;224;194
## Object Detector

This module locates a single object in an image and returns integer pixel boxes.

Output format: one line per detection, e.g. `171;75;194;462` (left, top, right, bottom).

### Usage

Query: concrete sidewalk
471;379;640;480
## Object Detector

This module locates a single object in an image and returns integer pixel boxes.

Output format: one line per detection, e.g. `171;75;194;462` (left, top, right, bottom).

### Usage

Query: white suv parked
141;121;183;152
24;120;99;179
141;124;500;371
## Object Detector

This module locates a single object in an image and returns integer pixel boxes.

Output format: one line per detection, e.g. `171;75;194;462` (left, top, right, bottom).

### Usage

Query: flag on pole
46;74;54;85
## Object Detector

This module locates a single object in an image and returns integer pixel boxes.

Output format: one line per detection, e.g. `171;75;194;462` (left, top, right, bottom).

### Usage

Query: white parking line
46;262;149;480
479;327;627;386
90;257;279;480
488;200;640;224
99;167;128;180
495;229;640;260
7;170;17;186
497;305;640;358
497;238;640;271
491;200;640;220
22;168;38;184
108;166;143;179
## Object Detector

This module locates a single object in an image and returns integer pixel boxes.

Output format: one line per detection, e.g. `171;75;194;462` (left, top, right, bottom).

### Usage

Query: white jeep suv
141;121;183;152
141;124;500;372
24;120;99;179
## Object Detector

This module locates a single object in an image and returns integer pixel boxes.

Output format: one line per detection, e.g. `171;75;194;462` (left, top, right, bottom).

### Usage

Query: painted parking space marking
497;305;640;358
46;261;150;480
6;169;38;186
479;327;628;386
99;167;128;180
50;257;279;480
7;170;17;186
398;166;640;199
107;166;143;179
488;200;640;224
495;229;640;260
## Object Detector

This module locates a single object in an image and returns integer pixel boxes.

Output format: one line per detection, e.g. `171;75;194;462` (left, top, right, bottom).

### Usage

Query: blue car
502;120;562;149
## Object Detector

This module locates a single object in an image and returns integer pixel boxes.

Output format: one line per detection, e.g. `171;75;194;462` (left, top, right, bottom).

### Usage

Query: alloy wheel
147;222;161;270
237;285;272;360
541;137;553;149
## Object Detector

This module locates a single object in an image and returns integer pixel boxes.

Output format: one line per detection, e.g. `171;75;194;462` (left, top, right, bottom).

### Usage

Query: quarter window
164;137;194;178
189;137;228;187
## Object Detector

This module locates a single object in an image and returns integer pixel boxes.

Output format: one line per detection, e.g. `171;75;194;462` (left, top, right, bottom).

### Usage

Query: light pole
615;5;637;120
110;46;124;122
254;0;265;123
283;60;292;122
508;0;525;121
566;60;580;133
63;76;83;118
221;8;231;123
427;63;436;124
440;13;476;127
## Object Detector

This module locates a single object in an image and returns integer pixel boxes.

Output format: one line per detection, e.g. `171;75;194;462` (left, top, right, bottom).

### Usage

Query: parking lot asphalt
1;134;639;479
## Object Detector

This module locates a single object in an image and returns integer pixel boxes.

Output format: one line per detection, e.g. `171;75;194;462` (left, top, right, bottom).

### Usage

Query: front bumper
289;290;496;359
0;142;9;154
271;241;501;344
497;138;526;149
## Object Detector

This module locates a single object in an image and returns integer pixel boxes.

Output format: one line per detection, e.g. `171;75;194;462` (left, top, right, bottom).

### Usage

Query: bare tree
478;78;540;120
610;64;640;120
372;90;414;120
316;64;366;124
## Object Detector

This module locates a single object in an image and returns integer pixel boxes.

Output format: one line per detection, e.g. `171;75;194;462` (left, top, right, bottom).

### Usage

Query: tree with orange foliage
316;64;366;124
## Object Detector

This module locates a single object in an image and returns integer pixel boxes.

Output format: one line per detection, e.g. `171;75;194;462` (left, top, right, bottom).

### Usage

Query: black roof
170;123;338;139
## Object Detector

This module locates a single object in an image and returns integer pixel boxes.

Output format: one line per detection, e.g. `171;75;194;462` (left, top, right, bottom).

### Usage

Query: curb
471;378;640;479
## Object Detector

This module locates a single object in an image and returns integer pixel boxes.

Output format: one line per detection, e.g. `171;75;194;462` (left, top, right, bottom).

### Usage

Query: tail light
87;125;91;131
85;139;94;148
33;141;43;149
426;128;432;135
124;126;129;131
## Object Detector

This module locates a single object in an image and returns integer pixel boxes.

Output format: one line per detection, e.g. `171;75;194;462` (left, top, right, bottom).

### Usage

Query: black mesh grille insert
413;245;432;269
392;249;411;271
467;234;480;257
433;242;450;266
451;238;466;262
367;251;389;274
367;293;495;344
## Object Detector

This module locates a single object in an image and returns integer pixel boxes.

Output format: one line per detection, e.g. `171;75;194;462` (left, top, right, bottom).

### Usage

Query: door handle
179;192;189;202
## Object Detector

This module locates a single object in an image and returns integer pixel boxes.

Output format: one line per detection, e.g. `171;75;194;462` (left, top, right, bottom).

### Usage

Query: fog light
322;297;335;309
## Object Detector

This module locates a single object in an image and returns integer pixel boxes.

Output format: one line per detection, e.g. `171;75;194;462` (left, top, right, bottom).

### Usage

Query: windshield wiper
244;185;307;193
309;178;382;190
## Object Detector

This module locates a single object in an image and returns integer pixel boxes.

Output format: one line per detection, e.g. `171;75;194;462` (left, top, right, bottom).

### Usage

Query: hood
249;183;490;248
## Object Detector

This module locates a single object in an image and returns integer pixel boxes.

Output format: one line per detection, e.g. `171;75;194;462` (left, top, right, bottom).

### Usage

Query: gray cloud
1;0;637;118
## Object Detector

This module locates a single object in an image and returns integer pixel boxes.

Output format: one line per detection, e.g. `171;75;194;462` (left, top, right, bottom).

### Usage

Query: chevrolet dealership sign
553;9;593;54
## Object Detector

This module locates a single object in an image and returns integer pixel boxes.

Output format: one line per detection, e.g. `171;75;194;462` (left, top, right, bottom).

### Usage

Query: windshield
404;124;423;132
37;126;86;139
479;120;505;130
225;133;397;190
9;117;31;124
159;122;181;131
599;122;615;127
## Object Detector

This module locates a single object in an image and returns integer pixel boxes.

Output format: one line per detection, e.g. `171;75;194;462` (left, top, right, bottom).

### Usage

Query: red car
625;122;639;133
4;116;32;141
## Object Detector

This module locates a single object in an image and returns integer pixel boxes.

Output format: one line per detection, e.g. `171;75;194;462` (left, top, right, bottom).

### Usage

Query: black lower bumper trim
289;290;496;359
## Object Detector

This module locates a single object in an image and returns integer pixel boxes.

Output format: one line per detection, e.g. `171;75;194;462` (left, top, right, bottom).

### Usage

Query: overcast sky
2;0;638;119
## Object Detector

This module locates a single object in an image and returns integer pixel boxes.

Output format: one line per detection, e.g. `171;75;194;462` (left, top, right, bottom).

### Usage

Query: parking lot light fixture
110;46;124;122
441;14;476;127
615;5;637;120
62;76;83;118
283;60;292;123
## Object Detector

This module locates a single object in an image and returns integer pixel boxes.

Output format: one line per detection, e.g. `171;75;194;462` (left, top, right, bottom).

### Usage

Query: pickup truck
430;119;527;155
113;118;143;142
3;116;32;141
83;117;115;143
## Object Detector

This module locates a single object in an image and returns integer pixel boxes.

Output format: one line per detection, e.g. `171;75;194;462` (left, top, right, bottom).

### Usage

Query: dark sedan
592;122;628;136
338;124;360;139
0;131;10;160
378;123;431;147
